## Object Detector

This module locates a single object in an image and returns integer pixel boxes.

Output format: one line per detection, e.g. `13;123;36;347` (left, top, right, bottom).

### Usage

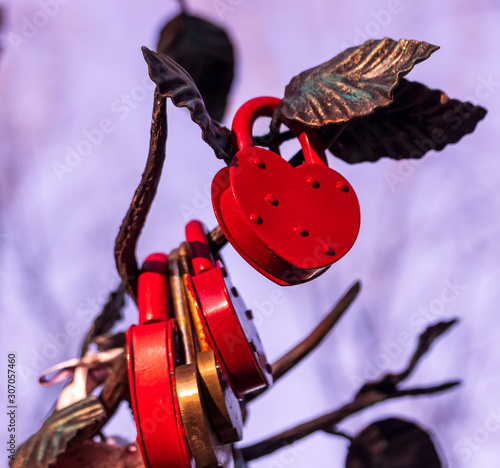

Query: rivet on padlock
185;220;273;398
211;96;361;286
306;176;320;188
126;253;195;468
265;193;279;206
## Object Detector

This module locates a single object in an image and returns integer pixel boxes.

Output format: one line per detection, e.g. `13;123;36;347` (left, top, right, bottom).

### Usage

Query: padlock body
187;261;272;398
127;320;194;468
212;147;361;285
175;363;235;468
197;349;243;444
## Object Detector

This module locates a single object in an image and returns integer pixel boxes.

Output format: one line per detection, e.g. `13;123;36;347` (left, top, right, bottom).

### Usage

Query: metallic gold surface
179;242;211;352
169;249;196;364
175;363;234;468
197;350;243;444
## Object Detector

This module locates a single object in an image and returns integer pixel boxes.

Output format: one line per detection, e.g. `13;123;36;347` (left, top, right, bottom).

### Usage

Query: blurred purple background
1;0;499;466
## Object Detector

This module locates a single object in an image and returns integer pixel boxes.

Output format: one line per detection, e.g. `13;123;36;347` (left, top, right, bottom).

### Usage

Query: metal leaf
94;332;126;352
345;418;442;468
80;285;126;356
278;38;439;128
10;397;106;468
157;13;235;122
328;79;487;163
142;47;233;163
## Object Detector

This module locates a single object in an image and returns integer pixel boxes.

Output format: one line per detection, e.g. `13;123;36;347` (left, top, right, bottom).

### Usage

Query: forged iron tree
9;2;486;467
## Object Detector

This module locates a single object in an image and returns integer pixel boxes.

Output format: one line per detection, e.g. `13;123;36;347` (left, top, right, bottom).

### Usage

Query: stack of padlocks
127;220;272;468
127;96;361;467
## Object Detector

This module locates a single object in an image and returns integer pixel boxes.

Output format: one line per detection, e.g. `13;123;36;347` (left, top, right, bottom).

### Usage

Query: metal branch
114;90;167;304
178;0;188;13
398;319;458;382
241;379;459;461
273;281;360;380
253;130;295;149
245;282;360;402
241;319;460;461
322;428;353;441
208;225;228;252
356;319;459;397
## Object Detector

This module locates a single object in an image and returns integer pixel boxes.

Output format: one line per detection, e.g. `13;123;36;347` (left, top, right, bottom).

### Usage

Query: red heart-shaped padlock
126;253;194;468
212;96;361;286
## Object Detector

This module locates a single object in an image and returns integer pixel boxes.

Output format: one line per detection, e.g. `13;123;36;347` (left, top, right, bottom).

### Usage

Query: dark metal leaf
99;352;130;415
10;397;106;468
157;13;235;122
114;90;167;304
94;332;126;352
142;47;233;163
346;418;441;468
328;79;487;163
80;285;126;356
278;38;439;128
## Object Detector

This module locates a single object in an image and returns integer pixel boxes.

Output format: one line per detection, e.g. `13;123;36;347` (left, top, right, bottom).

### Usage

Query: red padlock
185;220;272;398
212;96;361;286
126;253;194;468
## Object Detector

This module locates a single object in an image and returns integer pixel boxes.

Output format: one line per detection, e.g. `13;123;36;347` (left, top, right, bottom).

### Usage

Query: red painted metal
212;96;361;286
127;253;194;468
137;253;170;325
185;220;272;398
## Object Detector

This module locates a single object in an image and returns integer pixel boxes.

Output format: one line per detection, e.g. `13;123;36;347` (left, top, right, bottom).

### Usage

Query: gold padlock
179;243;243;444
170;249;234;467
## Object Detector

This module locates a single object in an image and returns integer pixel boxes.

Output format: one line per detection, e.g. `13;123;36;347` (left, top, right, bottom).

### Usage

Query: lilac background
1;0;500;467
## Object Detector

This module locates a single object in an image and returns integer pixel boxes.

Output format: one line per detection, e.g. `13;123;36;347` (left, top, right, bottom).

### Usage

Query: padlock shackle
232;96;327;166
137;253;170;325
185;220;215;275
